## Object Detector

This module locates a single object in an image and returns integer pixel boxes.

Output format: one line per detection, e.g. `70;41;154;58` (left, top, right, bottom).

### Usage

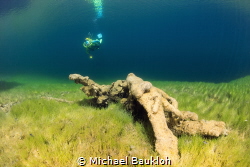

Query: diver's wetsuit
83;40;101;51
88;40;101;51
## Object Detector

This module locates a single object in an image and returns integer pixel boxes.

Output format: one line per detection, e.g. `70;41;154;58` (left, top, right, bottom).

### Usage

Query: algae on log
69;73;229;163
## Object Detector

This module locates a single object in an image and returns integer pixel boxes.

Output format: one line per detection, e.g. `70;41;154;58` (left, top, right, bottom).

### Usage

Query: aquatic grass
178;131;249;167
152;77;250;166
153;77;250;133
0;75;250;166
1;96;155;166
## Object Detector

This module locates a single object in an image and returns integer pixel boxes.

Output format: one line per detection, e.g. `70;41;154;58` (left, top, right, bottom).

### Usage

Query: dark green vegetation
0;75;249;166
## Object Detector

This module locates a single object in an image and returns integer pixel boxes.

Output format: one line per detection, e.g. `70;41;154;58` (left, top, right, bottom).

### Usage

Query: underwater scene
0;0;250;166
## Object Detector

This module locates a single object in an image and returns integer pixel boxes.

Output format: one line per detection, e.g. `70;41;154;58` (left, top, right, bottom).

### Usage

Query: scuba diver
83;33;102;58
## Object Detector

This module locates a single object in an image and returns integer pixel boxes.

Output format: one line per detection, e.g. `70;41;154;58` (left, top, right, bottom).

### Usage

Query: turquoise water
0;0;250;82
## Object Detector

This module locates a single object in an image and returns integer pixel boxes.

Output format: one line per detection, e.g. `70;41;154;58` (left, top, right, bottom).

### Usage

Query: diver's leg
86;49;90;55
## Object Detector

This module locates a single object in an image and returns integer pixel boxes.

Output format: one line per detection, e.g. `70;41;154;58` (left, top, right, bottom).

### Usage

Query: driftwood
69;73;228;163
69;74;128;107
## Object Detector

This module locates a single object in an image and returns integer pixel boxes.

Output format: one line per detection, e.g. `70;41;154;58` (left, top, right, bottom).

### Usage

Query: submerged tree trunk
126;73;179;161
69;73;229;163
